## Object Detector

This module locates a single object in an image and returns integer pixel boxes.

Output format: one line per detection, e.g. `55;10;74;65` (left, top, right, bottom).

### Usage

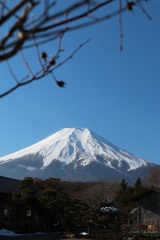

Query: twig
6;60;19;84
31;14;46;71
52;38;91;71
118;0;123;51
0;0;37;25
0;38;90;98
20;50;34;78
137;0;152;20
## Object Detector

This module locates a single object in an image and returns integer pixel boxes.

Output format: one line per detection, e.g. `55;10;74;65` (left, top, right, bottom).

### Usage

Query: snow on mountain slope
0;128;148;173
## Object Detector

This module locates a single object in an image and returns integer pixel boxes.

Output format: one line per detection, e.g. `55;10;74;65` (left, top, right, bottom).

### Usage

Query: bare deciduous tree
146;166;160;187
0;0;151;98
78;181;120;208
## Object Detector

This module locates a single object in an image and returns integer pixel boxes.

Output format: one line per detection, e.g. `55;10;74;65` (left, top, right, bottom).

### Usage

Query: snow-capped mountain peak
0;127;147;170
0;128;155;182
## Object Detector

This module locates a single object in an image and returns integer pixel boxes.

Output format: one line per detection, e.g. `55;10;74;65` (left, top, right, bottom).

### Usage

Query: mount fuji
0;128;157;183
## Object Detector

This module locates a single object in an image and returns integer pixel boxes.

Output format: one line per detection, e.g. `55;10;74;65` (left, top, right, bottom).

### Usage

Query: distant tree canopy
0;0;151;98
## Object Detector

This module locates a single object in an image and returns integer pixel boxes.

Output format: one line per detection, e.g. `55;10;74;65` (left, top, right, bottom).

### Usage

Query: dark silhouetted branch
0;0;152;98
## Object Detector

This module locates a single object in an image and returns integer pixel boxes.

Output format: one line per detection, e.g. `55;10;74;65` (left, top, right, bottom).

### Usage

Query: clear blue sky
0;1;160;164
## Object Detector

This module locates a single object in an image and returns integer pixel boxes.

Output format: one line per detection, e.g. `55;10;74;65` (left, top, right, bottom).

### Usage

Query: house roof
150;186;160;193
0;176;19;194
129;207;137;215
130;186;160;201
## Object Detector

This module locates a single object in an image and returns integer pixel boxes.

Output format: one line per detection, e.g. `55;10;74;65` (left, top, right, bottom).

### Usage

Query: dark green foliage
114;178;148;215
114;179;135;213
17;177;38;200
39;189;58;209
134;177;142;189
134;177;145;194
6;177;149;234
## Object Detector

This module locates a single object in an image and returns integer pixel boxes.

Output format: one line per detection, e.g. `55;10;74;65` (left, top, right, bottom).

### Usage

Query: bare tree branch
0;38;90;98
0;0;152;98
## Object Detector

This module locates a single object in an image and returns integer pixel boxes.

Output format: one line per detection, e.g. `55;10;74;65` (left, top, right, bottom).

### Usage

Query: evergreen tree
115;179;134;213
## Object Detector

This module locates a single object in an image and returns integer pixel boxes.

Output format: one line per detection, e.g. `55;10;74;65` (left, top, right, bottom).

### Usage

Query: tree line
2;171;157;235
